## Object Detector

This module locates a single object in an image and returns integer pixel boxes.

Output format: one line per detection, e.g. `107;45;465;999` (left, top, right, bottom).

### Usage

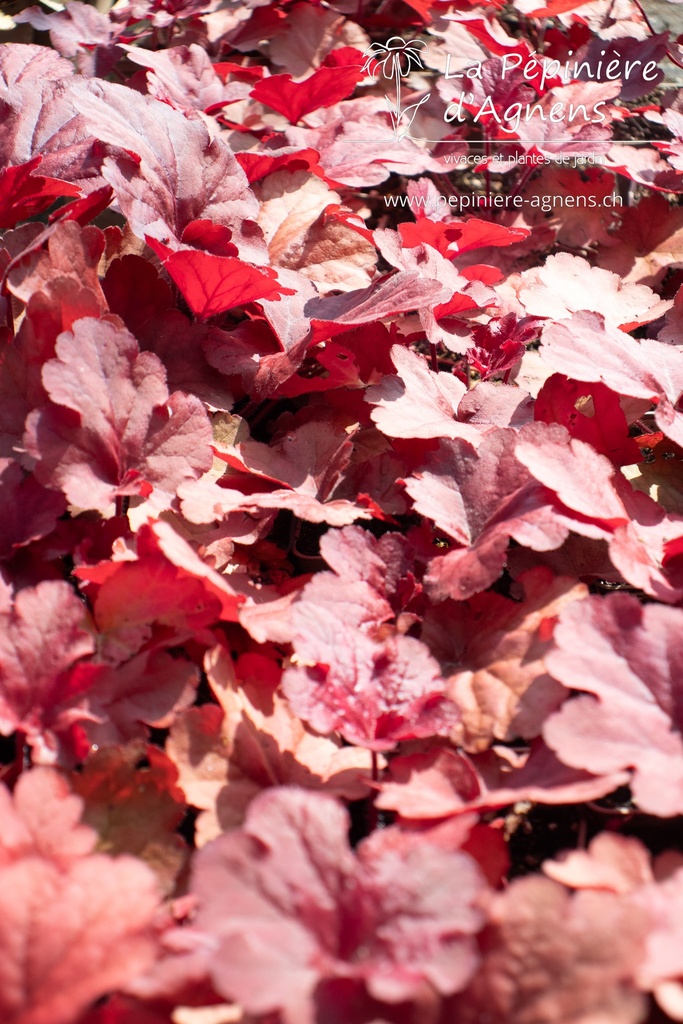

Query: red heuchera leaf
398;217;527;258
466;313;540;382
70;742;187;895
77;554;222;662
0;580;95;762
517;0;594;13
250;65;361;123
78;996;173;1024
0;156;80;229
188;788;487;1022
449;874;648;1024
102;256;172;338
0;459;65;559
178;220;237;257
543;593;683;816
147;244;293;321
235;147;324;184
24;317;213;512
49;185;113;226
535;373;641;466
281;526;457;750
167;645;376;844
76;520;242;627
0;766;160;1024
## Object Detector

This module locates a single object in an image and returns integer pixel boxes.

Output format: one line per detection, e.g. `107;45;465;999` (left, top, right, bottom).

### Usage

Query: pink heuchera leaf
305;270;445;327
70;78;265;262
282;102;446;188
509;252;665;329
542;835;683;1020
6;220;107;311
0;767;160;1024
365;344;480;442
15;3;123;78
282;527;458;750
181;416;375;527
543;593;683;816
167;645;376;844
540;311;683;449
376;741;630;821
189;788;487;1023
543;833;654;895
450;874;648;1024
253;170;377;294
0;767;95;868
0;44;100;189
81;650;199;751
24;317;213;512
121;43;235;114
632;864;683;1018
514;422;633;524
420;567;587;751
0;580;95;762
405;424;570;601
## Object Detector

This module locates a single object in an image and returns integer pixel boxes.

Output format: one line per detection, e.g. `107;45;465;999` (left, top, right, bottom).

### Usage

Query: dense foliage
2;0;683;1021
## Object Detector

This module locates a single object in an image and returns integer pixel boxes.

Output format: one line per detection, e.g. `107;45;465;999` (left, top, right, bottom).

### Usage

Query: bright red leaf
250;65;361;123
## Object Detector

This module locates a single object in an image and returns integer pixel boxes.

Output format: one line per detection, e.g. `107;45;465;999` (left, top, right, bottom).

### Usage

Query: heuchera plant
3;0;683;1020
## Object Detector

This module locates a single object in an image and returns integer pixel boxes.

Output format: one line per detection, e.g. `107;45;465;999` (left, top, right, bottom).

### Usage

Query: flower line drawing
362;36;431;141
